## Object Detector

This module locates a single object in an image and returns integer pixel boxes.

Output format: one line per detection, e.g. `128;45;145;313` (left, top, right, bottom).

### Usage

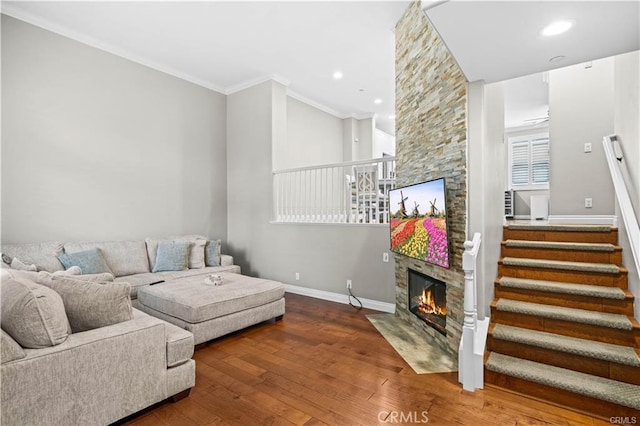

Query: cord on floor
348;287;362;310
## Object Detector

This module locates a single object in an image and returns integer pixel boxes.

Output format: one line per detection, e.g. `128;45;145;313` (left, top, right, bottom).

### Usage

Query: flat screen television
389;178;450;268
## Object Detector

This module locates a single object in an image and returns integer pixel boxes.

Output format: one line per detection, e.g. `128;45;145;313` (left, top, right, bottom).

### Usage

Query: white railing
603;135;640;288
273;157;396;224
459;232;489;392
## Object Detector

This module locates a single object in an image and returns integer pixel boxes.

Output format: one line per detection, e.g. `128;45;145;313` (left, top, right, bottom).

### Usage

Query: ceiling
2;1;639;136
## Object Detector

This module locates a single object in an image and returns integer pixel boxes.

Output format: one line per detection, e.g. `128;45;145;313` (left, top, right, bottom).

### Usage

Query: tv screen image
389;178;449;268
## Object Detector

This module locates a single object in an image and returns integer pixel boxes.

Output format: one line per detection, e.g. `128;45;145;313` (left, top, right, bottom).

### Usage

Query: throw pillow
1;276;70;348
205;239;222;267
48;278;132;333
10;257;37;272
57;248;113;275
152;240;189;273
1;329;26;363
145;236;206;270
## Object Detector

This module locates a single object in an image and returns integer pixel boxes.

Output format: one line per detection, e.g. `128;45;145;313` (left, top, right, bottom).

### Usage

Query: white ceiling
2;1;639;137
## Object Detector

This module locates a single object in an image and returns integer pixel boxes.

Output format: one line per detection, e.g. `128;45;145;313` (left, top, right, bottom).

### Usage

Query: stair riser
503;228;618;244
498;264;628;289
484;371;639;418
494;285;634;316
501;246;622;265
490;307;640;347
487;337;640;385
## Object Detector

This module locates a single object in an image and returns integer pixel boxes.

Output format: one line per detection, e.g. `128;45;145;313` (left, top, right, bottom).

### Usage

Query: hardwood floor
124;293;610;426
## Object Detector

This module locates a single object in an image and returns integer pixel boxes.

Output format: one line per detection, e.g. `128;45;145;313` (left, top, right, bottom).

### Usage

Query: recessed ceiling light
388;115;396;120
541;20;573;37
374;98;383;104
332;71;343;80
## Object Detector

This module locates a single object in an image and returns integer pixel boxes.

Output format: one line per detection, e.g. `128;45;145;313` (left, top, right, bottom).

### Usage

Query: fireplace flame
418;288;447;316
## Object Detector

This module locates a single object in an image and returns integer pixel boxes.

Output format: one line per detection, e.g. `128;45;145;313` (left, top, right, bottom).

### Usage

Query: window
508;133;549;189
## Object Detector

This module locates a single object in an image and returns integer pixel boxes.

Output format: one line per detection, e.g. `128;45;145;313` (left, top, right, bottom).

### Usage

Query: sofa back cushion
49;277;133;333
1;242;65;272
0;275;70;348
64;240;150;277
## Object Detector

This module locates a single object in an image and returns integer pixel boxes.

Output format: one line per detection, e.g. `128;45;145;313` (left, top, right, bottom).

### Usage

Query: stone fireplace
393;3;468;357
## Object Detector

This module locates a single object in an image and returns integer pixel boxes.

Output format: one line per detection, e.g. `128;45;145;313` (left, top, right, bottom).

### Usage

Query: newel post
459;233;481;391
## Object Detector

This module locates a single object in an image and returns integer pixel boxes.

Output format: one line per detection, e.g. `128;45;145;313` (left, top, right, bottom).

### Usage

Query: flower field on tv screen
390;218;449;267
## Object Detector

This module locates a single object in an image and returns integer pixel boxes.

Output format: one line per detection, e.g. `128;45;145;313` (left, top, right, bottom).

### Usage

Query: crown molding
3;6;376;123
225;74;291;95
286;89;348;119
2;6;228;94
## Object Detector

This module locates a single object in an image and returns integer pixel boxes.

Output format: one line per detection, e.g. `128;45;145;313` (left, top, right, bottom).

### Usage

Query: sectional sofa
0;235;284;425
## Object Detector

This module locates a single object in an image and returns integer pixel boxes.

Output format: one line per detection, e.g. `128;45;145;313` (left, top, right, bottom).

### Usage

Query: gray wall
227;81;395;303
273;97;343;170
549;58;615;216
1;15;227;244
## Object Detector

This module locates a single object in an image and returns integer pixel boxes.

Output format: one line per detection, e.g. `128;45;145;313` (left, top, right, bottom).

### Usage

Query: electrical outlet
382;252;389;262
585;198;593;208
295;272;300;281
346;280;352;289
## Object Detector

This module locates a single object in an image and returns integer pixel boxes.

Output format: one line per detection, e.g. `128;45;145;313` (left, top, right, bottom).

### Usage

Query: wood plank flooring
124;293;610;426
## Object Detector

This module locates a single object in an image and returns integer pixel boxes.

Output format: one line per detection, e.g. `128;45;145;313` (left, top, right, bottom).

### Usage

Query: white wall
273;97;343;170
467;80;505;319
227;81;395;304
549;58;615;217
355;118;375;160
614;50;640;216
613;50;640;319
373;129;396;158
1;15;228;244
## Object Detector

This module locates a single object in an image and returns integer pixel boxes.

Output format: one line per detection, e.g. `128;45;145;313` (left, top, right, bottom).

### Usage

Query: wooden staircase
485;223;640;418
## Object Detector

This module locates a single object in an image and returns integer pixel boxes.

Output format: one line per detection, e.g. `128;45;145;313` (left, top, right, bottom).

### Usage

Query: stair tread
498;277;627;300
492;324;640;366
486;352;640;410
495;299;633;330
505;224;614;232
501;257;621;274
504;239;617;252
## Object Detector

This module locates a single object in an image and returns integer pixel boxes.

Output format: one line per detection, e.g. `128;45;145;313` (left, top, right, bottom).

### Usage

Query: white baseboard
548;215;618;226
284;284;395;313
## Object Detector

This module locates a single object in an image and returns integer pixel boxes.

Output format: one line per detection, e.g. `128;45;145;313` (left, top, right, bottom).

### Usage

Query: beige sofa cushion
48;277;133;333
1;275;70;348
64;240;150;277
1;330;26;363
1;242;64;272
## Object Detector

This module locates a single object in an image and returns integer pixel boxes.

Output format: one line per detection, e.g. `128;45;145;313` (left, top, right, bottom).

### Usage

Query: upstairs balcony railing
273;157;396;224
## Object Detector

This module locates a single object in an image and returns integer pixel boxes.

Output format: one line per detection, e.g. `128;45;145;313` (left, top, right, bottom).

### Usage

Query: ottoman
136;272;285;345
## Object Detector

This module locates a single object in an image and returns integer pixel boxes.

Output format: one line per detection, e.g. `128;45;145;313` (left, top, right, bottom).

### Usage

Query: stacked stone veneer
394;2;467;357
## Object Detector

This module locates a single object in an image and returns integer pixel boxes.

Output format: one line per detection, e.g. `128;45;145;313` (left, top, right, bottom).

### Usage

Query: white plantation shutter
531;137;550;184
509;134;550;188
511;141;530;186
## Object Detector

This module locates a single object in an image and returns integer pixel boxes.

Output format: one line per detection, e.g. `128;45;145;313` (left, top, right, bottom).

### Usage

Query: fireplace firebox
408;268;447;335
